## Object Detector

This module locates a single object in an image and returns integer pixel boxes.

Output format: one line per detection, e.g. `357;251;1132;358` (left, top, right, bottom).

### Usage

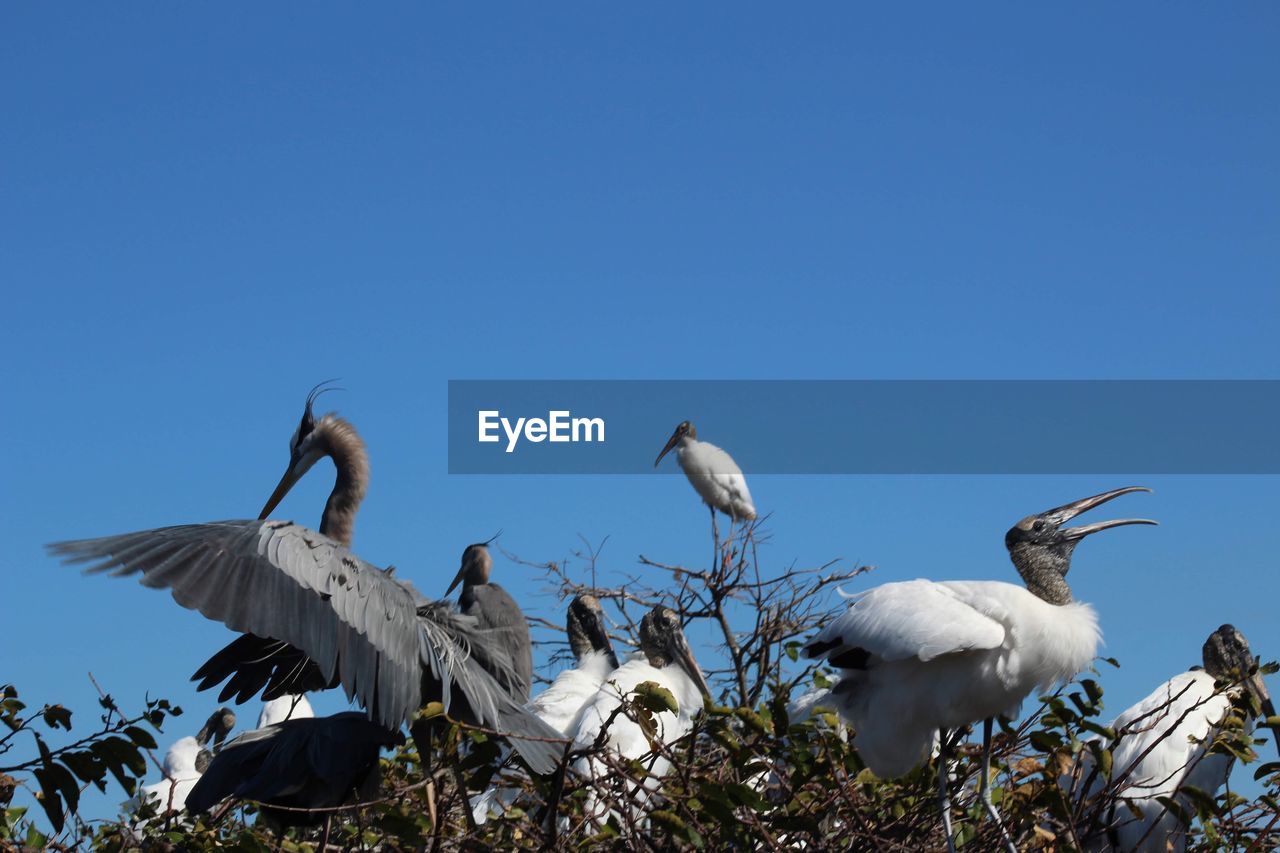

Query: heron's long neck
317;417;369;547
1009;544;1074;606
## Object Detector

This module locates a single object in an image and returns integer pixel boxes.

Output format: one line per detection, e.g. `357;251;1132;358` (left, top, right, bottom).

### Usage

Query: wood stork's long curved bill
653;425;685;468
653;613;712;700
1036;485;1158;539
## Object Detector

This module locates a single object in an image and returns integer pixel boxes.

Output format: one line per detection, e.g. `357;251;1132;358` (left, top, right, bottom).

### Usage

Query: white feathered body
809;579;1100;778
1071;669;1236;852
472;651;619;824
675;437;756;521
257;694;315;728
127;736;204;814
570;653;705;822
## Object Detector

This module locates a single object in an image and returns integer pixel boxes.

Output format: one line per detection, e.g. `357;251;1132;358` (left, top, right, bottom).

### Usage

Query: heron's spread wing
804;579;1006;668
49;521;425;730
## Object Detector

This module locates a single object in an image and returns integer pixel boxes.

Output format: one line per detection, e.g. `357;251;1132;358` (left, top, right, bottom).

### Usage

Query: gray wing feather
50;521;423;730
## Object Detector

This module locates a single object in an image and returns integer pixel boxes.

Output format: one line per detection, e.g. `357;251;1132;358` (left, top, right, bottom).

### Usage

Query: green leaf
124;726;158;750
40;705;72;732
632;682;679;715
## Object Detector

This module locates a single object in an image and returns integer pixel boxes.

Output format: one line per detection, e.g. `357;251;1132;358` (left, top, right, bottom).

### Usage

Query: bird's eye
1032;520;1045;532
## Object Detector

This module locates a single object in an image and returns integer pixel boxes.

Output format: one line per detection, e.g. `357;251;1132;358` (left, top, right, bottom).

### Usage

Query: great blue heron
127;707;235;815
185;711;403;829
447;540;534;702
472;594;620;824
1066;624;1280;852
570;605;710;828
49;386;564;775
803;486;1157;853
654;420;756;522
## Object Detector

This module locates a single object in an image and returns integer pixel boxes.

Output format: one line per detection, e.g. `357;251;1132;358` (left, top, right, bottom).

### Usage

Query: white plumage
569;606;709;827
1066;624;1277;853
810;579;1100;777
130;736;205;814
570;653;706;821
655;421;756;521
257;694;315;728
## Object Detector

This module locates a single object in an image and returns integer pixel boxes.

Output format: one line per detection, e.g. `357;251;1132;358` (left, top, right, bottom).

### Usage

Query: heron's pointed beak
445;564;466;597
654;431;681;468
1042;486;1157;540
259;463;305;520
670;631;712;700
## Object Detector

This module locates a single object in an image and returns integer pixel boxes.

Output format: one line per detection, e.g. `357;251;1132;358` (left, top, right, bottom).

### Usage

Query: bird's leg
937;727;956;853
709;505;721;571
979;717;1018;853
454;766;478;832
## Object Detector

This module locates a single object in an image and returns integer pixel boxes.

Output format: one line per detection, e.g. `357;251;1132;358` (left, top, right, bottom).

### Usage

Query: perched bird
128;708;236;815
49;385;564;774
804;486;1156;853
257;694;315;729
472;594;620;824
570;605;711;827
186;711;403;828
1067;624;1280;852
447;539;534;702
655;420;756;523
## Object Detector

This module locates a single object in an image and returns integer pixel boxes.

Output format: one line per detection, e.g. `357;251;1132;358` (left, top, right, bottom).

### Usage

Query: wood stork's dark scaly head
195;707;236;754
654;421;697;467
639;605;711;700
447;532;500;596
259;380;344;519
567;594;619;668
1005;486;1156;605
1202;624;1280;757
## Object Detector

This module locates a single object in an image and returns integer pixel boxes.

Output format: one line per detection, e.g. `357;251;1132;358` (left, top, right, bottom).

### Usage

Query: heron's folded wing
48;520;423;730
804;579;1006;666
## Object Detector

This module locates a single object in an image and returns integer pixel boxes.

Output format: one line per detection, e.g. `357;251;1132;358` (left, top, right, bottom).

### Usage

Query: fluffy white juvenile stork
1067;624;1280;852
570;605;711;829
126;708;235;816
804;486;1156;853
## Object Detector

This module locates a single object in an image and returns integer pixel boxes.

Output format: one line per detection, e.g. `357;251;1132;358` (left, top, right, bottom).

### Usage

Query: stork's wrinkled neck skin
1006;541;1078;606
315;415;369;547
567;595;619;668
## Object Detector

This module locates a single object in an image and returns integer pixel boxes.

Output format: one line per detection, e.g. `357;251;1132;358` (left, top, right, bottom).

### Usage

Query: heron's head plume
567;594;618;668
259;381;355;521
1004;486;1156;605
654;420;697;467
639;605;711;700
447;538;497;596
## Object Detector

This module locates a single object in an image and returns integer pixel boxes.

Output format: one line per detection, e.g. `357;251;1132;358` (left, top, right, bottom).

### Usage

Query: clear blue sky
2;3;1277;826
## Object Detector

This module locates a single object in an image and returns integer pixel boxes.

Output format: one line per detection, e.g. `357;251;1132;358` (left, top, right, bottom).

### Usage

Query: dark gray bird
185;712;403;827
447;540;534;702
48;386;564;774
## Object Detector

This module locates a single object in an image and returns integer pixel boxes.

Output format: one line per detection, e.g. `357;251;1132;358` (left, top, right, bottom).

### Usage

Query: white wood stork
126;708;235;816
654;420;756;523
472;594;620;824
570;605;710;829
1067;624;1280;852
804;486;1156;852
